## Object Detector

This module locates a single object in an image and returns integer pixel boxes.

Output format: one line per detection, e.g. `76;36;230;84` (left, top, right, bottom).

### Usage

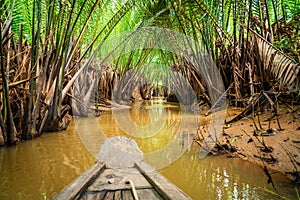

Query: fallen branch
226;92;266;124
0;76;38;92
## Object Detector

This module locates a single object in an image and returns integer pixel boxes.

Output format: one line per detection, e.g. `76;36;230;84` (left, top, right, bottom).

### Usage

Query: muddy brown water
0;102;298;199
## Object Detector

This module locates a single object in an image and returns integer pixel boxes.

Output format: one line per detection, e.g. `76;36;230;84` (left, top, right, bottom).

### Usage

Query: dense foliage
0;0;299;145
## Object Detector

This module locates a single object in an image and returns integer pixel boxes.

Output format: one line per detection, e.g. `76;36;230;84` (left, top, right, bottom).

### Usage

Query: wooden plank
98;191;107;199
135;161;191;200
87;167;152;191
52;162;106;200
79;191;106;200
104;191;114;200
54;136;191;200
136;188;163;200
113;190;121;200
122;190;134;200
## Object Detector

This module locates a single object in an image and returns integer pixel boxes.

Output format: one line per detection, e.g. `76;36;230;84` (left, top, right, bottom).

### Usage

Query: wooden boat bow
53;136;191;200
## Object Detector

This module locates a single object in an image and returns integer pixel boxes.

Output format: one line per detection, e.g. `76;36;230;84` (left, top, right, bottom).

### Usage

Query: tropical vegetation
0;0;299;146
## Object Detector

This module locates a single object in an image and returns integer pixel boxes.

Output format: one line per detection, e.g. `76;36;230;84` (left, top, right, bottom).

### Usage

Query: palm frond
253;29;300;90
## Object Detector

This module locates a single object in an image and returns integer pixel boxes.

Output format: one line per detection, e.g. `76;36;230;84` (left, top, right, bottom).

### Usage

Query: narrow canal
0;102;297;199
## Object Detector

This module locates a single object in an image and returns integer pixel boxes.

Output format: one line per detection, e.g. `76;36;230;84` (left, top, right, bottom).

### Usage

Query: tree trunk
0;21;16;145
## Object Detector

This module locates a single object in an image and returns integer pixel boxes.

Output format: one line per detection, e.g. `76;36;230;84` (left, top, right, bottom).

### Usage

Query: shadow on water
0;102;298;199
0;127;94;200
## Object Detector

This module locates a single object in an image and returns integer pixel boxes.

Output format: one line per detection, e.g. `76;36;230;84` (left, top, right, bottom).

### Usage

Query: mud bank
220;105;300;184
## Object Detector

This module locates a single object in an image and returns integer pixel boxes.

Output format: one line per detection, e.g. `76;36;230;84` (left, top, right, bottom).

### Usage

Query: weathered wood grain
113;190;122;200
52;162;106;200
122;190;134;200
79;191;106;200
104;191;115;200
53;137;191;200
135;161;191;200
88;167;152;191
136;188;163;200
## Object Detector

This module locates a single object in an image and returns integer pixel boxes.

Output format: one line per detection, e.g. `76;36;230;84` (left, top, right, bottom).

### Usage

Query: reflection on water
98;101;198;169
0;127;94;200
159;146;298;200
0;102;298;199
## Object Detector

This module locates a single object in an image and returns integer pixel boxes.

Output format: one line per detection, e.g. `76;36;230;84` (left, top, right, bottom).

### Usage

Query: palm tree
0;0;299;145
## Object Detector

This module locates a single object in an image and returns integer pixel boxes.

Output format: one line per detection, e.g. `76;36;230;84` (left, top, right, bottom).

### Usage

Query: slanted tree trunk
0;21;16;145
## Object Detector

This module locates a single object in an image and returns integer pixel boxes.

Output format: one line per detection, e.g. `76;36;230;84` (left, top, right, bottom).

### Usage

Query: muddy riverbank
219;105;300;185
